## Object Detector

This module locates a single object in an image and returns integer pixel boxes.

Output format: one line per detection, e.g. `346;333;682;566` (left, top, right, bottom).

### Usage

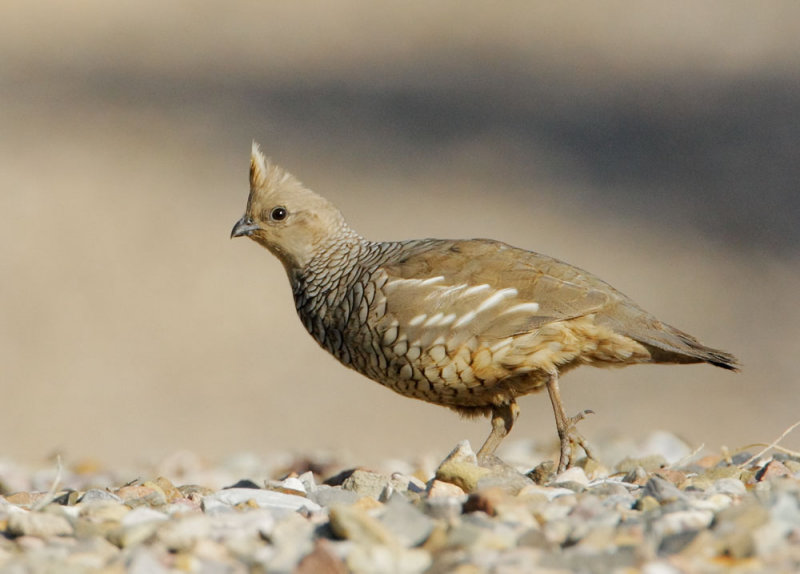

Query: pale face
231;144;347;271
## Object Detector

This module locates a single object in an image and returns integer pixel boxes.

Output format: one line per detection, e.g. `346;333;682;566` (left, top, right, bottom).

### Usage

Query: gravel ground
1;432;799;573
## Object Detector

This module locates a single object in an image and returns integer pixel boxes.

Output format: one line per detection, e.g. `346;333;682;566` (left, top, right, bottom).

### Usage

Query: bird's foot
557;408;596;473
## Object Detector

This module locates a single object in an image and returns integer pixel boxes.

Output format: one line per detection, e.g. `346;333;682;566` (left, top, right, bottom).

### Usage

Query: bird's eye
270;206;288;221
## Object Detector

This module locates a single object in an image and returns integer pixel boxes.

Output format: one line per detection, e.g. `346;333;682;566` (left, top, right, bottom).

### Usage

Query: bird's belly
316;313;650;408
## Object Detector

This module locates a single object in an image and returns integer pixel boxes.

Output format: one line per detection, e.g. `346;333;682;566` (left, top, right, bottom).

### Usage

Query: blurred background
1;1;798;468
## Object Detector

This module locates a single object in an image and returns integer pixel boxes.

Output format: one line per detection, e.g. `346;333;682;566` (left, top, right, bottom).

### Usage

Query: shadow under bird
232;142;739;471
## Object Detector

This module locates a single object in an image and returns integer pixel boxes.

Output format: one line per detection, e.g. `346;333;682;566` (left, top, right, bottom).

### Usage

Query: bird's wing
374;238;616;347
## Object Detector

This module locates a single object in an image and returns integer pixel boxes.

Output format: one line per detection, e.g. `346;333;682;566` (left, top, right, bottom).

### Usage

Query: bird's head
231;142;350;272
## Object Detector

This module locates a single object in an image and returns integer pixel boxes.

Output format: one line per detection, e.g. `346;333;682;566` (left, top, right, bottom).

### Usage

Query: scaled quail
232;143;739;471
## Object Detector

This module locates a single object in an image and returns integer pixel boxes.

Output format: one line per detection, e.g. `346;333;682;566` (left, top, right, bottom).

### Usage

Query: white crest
250;141;269;188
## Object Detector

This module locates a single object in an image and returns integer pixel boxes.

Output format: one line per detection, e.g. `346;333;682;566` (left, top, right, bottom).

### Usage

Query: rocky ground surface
1;432;799;573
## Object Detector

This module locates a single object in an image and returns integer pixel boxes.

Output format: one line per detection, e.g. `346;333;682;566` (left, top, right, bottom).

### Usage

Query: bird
231;142;739;472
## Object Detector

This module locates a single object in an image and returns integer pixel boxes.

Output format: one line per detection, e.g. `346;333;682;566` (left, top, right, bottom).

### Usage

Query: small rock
4;492;46;508
177;484;214;498
527;461;555;485
202;488;320;514
518;483;578;502
552;466;590;490
328;504;397;546
377;494;434;547
110;506;169;548
79;489;122;504
713;501;770;559
297;471;317;493
435;441;490;493
616;455;667;473
265;511;314;571
153;476;183;503
517;526;551;550
690;493;734;513
227;478;261;489
309;485;361;508
426;480;467;500
423;496;464;522
115;484;167;508
641;476;687;504
463;488;506;517
654;469;687;486
352;496;383;512
448;513;518;550
7;511;73;537
74;500;131;539
475;459;534;495
710;478;746;496
389;472;426;495
577;457;608;480
125;546;169;574
622;466;650;485
635;495;660;512
652;509;714;538
658;530;700;556
295;539;348;574
701;465;742;482
756;460;792;481
341;469;391;500
156;514;210;552
324;468;358;486
346;544;431;574
729;451;756;465
207;509;276;541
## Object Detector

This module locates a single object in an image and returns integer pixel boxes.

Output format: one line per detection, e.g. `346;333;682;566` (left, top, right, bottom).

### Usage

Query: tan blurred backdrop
1;1;798;468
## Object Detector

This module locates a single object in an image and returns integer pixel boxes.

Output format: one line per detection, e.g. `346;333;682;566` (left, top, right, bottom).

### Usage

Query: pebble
377;495;434;547
202;487;321;514
434;441;491;493
79;489;122;504
0;433;798;572
641;476;688;504
328;504;397;546
341;469;392;500
7;511;74;537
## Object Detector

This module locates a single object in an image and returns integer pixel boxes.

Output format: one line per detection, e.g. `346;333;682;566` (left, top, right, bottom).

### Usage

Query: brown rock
296;539;348;574
462;488;507;516
426;480;467;500
755;459;792;481
153;476;183;503
655;468;688;486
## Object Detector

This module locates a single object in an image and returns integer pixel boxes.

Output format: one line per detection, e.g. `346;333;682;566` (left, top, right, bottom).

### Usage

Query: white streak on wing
503;302;540;314
409;314;427;326
438;284;468;297
419;276;445;286
423;313;444;326
463;284;491;296
453;310;477;328
437;313;457;326
476;288;518;313
386;278;423;289
490;337;514;352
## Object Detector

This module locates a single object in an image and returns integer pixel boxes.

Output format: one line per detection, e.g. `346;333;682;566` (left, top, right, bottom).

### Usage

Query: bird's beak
231;215;259;238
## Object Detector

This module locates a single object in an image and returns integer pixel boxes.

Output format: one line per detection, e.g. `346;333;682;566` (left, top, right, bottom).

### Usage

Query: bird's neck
290;225;367;296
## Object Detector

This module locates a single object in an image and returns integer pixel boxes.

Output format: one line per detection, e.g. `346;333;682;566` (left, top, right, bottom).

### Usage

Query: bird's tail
599;303;740;371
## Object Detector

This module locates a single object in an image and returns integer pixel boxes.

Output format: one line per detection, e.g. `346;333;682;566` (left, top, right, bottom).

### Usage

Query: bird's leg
476;400;519;460
545;372;596;473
